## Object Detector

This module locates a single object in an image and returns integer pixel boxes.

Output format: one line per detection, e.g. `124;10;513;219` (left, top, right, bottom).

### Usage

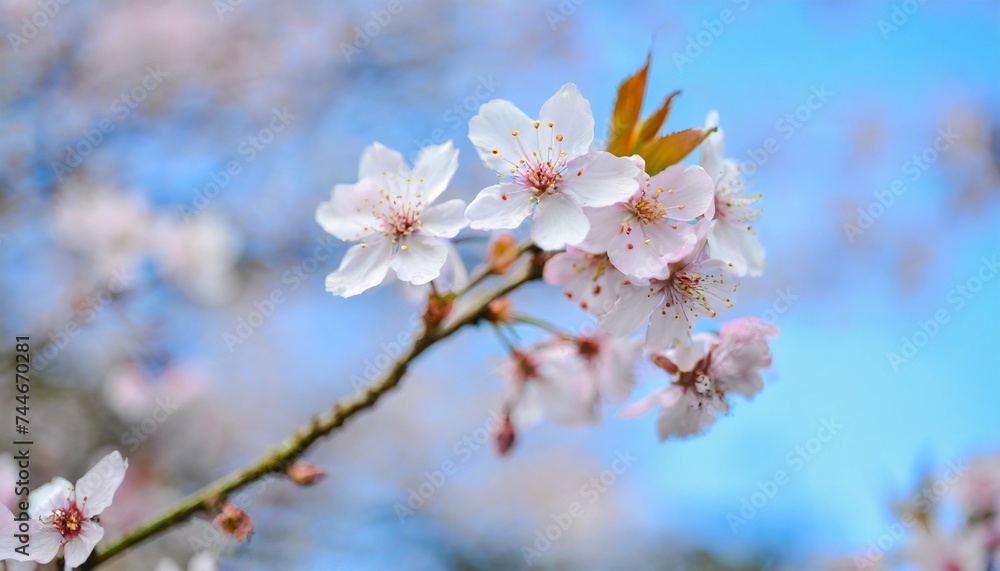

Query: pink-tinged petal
575;205;628;255
315;179;382;242
544;252;625;316
618;387;673;418
592;335;642;403
542;251;582;287
30;477;73;519
63;521;104;568
708;219;766;278
657;391;722;441
537;83;595;162
419;199;468;238
390;235;448;285
666;333;715;372
468;99;536;172
0;504;32;562
607;221;694;281
530;192;589;251
598;284;663;336
465;184;533;230
358;141;407;180
645;296;692;353
76;451;127;518
411;140;459;202
561;152;641;207
649;165;715;221
325;238;393;298
30;525;63;563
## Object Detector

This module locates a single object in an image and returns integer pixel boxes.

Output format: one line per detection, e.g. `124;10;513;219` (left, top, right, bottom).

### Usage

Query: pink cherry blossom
465;84;640;250
906;527;990;571
701;111;766;277
316;141;468;297
28;451;128;569
580;159;714;279
710;317;780;399
543;248;634;316
598;221;738;352
952;452;1000;519
1;503;32;562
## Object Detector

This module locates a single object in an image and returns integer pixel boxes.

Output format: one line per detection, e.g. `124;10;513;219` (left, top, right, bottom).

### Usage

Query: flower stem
80;246;546;569
512;314;573;338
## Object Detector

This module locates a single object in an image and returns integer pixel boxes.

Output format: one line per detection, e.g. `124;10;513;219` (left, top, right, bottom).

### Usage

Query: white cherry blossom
316;141;468;297
579;159;714;279
28;451;128;569
598;220;737;351
465;84;640;250
701;111;766;277
543;248;634;316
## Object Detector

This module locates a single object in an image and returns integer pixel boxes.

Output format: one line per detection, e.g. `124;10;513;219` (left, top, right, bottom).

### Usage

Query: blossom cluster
315;64;777;447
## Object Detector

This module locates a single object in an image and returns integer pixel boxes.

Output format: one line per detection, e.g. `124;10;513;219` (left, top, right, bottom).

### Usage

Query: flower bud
486;234;519;274
287;462;326;486
423;294;455;327
483;297;514;324
494;414;516;456
212;503;254;543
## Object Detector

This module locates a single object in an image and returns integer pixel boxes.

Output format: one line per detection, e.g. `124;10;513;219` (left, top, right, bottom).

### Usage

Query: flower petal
358;142;407;180
390;235;448;285
63;522;104;568
315;179;382;242
76;451;128;518
575;205;628;255
465;183;533;230
30;477;73;519
562;152;641;207
650;164;716;221
325;238;393;298
530;192;589;250
598;284;663;336
419;198;468;238
411;140;459;202
468;99;536;172
538;83;595;162
708;219;766;278
607;222;693;281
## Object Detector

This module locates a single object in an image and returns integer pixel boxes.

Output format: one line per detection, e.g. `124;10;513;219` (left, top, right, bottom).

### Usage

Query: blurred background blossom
1;0;998;569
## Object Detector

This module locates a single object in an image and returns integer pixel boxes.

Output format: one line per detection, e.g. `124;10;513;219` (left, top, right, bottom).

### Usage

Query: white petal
538;83;595;162
700;111;725;182
646;293;692;352
0;504;31;562
390;235;448;285
325;238;393;298
411;140;459;202
666;333;714;372
419;199;468;238
155;559;184;571
76;451;128;518
315;179;382;242
189;552;219;571
30;477;73;519
619;386;679;418
530;193;589;250
598;284;663;336
468;99;536;172
708;219;766;278
561;152;641;207
358;141;407;180
465;184;533;230
606;222;692;281
63;522;104;568
650;165;716;221
657;391;720;440
575;205;628;255
30;525;63;563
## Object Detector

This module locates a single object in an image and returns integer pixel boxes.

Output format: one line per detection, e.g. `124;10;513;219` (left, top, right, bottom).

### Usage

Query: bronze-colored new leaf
634;90;681;151
606;54;650;156
640;127;717;176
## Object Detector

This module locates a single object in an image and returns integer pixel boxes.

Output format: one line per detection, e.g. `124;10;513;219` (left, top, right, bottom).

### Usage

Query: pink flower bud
286;462;326;486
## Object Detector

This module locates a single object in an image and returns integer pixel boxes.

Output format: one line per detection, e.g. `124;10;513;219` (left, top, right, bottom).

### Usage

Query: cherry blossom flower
621;319;777;441
465;84;641;250
599;221;737;351
579;159;714;279
28;451;128;569
316;141;468;297
543;248;634;316
620;334;727;440
501;333;639;430
155;552;217;571
701;111;766;277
